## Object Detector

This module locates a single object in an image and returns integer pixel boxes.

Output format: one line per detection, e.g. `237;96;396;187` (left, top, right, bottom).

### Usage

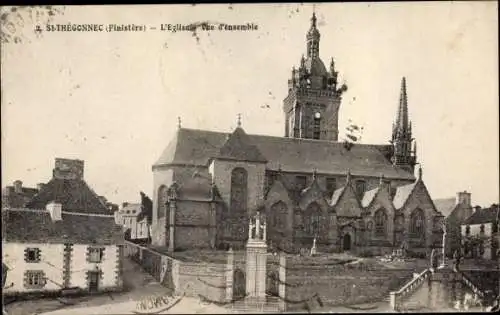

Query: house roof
433;197;457;218
25;178;109;215
2;208;124;245
464;205;499;225
2;186;39;208
119;203;142;216
153;128;415;180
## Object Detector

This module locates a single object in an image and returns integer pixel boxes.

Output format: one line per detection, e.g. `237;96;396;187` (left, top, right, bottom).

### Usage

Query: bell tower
283;12;348;141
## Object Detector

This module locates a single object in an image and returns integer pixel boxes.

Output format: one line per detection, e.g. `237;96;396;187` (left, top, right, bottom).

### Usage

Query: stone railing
389;268;431;311
455;271;486;299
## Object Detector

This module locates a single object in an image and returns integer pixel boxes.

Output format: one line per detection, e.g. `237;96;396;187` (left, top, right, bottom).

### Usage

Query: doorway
88;271;100;292
343;234;352;251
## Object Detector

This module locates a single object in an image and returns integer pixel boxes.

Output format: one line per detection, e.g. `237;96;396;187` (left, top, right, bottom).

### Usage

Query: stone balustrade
456;271;485;298
389;268;431;311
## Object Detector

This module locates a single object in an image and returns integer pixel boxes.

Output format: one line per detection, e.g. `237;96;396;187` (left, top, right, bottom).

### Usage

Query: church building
151;13;445;256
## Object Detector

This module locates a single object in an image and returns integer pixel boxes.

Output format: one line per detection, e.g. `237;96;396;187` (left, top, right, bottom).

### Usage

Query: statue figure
310;237;317;256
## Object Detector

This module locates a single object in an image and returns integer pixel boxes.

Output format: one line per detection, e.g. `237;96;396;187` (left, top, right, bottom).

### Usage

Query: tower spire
391;77;416;173
306;10;320;59
393;77;409;140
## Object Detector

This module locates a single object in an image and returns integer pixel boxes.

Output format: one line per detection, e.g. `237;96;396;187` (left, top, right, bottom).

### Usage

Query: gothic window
157;185;168;219
313;112;321;140
355;180;366;199
326;177;337;195
295;175;307;191
230;168;248;218
465;225;470;236
374;209;388;237
304;203;321;236
270;201;288;233
410;209;425;237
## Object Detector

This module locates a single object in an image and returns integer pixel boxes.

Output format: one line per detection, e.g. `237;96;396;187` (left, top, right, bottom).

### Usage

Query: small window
480;224;485;234
24;248;41;263
295;175;307;191
465;225;470;236
87;247;104;263
326;177;337;195
24;270;46;289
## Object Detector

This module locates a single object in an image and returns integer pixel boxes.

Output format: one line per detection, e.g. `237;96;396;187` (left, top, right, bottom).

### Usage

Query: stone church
151;13;445;255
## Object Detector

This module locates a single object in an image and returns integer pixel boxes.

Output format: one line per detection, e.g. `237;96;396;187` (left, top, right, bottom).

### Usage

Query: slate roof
25;178;109;215
433;198;457;218
361;187;380;208
154;128;415;180
330;186;346;206
2;208;124;245
216;127;267;163
464;205;499;225
2;186;39;208
392;182;418;209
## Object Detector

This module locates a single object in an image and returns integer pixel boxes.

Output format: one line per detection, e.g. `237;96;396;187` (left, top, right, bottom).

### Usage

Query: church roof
392;181;418;210
26;178;109;215
361;187;380;208
216;127;267;163
330;186;345;206
154;128;415;180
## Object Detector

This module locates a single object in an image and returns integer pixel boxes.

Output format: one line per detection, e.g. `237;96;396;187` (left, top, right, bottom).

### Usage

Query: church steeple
307;12;320;59
391;77;417;173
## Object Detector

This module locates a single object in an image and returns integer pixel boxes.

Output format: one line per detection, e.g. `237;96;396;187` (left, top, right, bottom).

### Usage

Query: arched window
410;209;425;237
157;185;168;220
374;209;387;237
465;225;471;236
480;224;485;234
230;168;248;218
304;203;321;236
355;180;366;199
270;202;288;232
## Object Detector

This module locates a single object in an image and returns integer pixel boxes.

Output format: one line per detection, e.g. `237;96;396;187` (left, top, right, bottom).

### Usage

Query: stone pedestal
245;211;268;299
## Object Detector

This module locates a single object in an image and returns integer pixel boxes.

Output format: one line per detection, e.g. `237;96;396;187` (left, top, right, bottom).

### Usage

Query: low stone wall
283;262;414;311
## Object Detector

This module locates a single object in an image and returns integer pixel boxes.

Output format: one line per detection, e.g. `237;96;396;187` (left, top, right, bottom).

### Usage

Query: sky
1;3;498;207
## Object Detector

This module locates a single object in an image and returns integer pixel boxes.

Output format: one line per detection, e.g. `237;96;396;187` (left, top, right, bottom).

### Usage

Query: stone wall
282;262;414;311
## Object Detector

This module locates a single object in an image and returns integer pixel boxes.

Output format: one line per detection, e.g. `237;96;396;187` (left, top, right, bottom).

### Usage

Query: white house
115;202;150;241
461;204;499;260
2;205;125;296
2;158;125;296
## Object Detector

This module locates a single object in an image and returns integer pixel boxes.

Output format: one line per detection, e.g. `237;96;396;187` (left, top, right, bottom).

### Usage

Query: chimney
13;180;22;193
457;191;471;207
36;183;45;191
46;201;62;221
53;158;84;180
